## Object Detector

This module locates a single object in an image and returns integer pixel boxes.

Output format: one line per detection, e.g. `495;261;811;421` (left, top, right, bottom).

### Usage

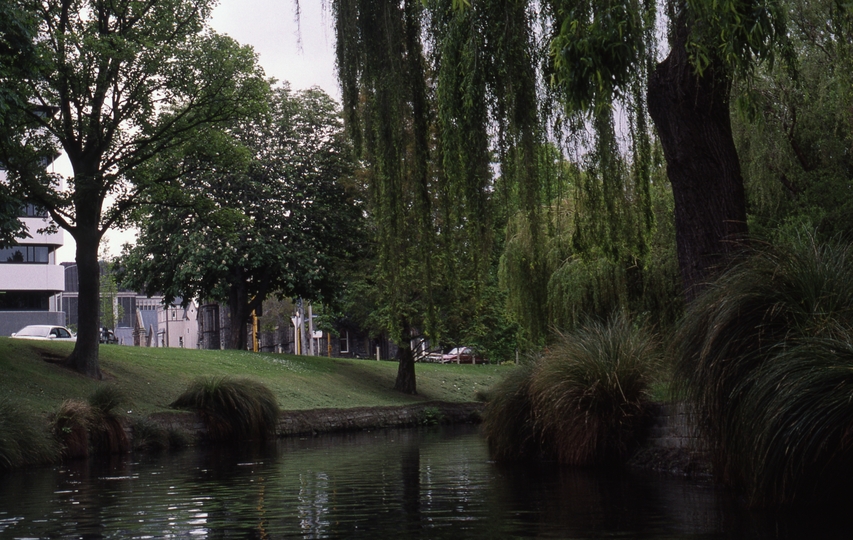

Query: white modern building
0;176;66;335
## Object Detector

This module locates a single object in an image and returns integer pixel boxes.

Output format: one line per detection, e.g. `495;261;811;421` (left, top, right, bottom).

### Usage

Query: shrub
482;315;660;465
87;386;131;455
131;418;169;453
530;314;660;465
0;398;57;469
52;387;131;459
481;362;538;461
171;377;280;442
418;406;445;426
673;231;853;506
53;399;93;459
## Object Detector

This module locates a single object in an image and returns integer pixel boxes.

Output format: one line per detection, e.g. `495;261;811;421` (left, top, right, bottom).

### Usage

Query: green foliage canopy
120;86;363;350
0;0;268;376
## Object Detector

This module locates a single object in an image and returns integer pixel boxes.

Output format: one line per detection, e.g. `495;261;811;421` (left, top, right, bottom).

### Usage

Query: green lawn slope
0;338;509;417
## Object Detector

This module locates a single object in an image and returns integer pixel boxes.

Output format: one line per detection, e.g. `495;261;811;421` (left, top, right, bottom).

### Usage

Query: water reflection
0;425;851;538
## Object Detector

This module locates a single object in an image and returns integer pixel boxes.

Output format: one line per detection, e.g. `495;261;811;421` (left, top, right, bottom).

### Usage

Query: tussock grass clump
171;377;280;442
52;386;131;459
531;316;660;464
131;418;169;452
481;362;538;461
87;386;131;455
131;418;189;452
483;315;660;465
53;399;93;459
0;398;58;469
673;232;853;506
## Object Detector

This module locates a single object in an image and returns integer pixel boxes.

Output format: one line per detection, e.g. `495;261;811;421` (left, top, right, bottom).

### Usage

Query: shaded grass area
0;339;507;418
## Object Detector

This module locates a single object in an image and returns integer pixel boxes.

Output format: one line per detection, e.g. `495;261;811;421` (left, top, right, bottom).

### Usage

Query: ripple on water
1;426;851;538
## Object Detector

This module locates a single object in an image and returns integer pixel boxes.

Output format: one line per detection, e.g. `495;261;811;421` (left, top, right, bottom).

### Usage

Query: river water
0;425;850;539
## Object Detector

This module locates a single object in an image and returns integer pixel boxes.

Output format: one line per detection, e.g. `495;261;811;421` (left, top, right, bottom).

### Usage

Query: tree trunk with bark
647;16;749;302
394;344;417;395
65;225;103;379
227;280;251;350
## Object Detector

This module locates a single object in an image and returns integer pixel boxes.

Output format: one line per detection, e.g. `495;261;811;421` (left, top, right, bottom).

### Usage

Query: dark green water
0;425;850;539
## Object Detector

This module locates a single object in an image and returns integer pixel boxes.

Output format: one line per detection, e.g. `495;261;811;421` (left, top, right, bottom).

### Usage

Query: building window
0;291;50;311
340;331;349;354
0;245;50;264
19;204;48;218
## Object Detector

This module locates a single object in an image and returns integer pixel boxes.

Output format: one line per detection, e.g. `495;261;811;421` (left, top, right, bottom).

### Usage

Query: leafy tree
119;86;363;350
733;0;853;241
0;1;38;247
0;0;267;377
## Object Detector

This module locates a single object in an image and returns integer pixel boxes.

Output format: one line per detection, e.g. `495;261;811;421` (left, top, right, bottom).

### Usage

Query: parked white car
11;325;77;341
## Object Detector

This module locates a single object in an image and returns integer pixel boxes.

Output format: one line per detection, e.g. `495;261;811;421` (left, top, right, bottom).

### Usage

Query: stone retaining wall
645;402;696;449
277;402;482;436
629;402;712;477
149;401;484;441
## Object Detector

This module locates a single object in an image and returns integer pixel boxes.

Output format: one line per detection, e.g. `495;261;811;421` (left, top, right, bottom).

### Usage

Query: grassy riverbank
0;338;508;417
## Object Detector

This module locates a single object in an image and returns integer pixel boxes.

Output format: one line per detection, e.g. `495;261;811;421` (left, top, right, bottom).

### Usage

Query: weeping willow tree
332;0;544;391
332;0;797;364
733;0;853;241
496;0;671;342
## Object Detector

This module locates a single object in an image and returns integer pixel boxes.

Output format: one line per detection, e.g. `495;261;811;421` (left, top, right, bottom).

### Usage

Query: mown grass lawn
0;338;511;417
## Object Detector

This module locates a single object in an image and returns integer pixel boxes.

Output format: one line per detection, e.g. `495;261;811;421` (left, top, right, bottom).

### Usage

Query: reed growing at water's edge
483;314;661;465
0;398;57;469
673;231;853;506
171;377;280;442
52;385;131;459
481;362;538;461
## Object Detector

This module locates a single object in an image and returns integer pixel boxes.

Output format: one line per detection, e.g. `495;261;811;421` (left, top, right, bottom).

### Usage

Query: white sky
55;0;338;262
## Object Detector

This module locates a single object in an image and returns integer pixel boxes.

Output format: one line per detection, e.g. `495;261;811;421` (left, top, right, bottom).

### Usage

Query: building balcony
17;217;64;248
0;264;66;293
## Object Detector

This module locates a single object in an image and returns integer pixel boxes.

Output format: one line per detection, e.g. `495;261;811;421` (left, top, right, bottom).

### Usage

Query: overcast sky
56;0;338;262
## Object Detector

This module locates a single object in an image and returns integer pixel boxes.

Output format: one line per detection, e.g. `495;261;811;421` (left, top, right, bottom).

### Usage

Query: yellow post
252;309;259;352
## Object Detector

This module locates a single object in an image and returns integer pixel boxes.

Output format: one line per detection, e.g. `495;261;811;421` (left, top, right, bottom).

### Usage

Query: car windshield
16;326;51;337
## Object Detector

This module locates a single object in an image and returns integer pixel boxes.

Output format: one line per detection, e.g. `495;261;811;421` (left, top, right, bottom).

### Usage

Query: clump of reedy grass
0;398;58;469
483;314;660;465
481;361;538;461
87;386;131;454
52;385;131;459
171;377;280;442
530;314;660;464
673;231;853;506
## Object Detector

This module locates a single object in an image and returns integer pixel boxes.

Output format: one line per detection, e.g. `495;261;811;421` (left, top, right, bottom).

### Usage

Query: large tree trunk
66;226;102;379
647;15;749;302
227;282;250;350
394;345;417;395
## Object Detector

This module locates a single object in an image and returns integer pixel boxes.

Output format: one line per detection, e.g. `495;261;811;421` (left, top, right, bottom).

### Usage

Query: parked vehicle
441;346;486;364
10;325;77;341
418;350;445;363
100;327;118;344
